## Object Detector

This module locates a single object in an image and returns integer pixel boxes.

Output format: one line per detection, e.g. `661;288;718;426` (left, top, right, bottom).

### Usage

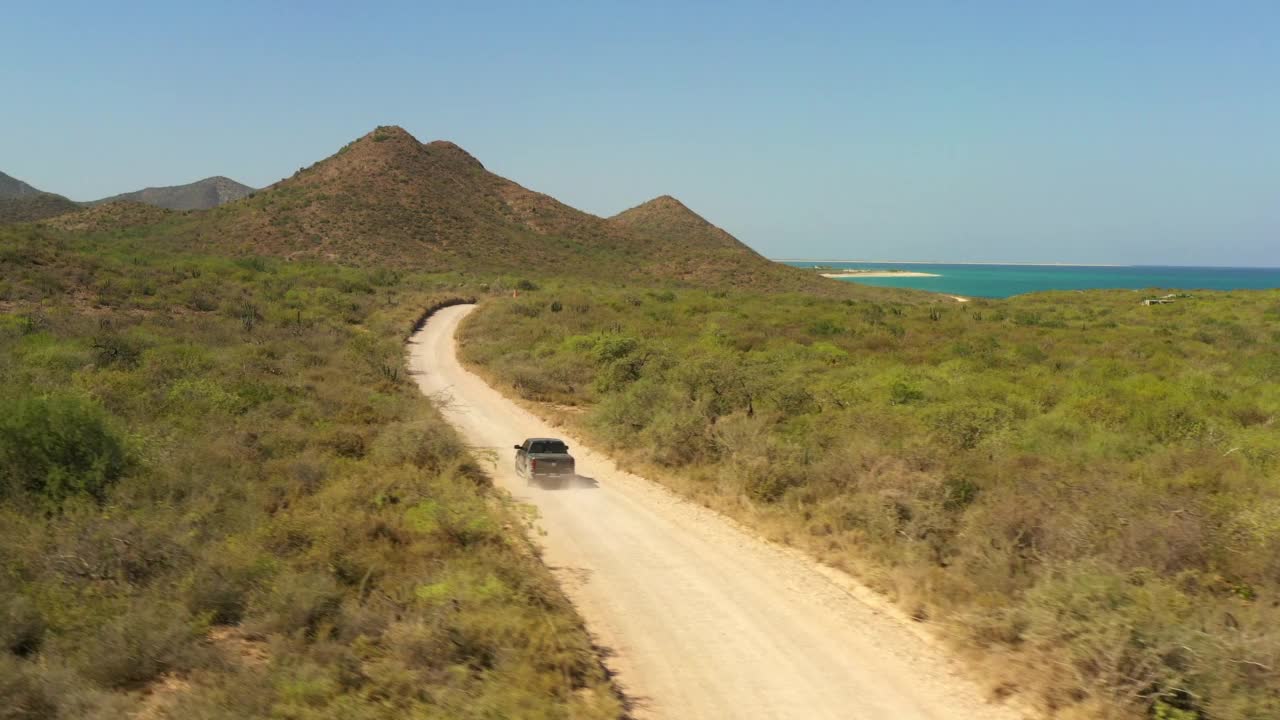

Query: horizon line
772;259;1280;269
774;258;1129;267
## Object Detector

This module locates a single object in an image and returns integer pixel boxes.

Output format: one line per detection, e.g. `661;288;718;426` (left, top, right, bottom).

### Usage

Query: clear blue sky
4;1;1277;266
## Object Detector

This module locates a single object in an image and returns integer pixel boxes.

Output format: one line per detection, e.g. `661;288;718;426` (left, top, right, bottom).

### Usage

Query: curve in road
408;304;1028;720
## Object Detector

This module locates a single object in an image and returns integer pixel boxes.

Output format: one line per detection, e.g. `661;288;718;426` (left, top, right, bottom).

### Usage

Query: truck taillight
530;459;538;472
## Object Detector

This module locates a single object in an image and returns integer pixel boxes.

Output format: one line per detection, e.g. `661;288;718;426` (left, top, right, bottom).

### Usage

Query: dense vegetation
460;282;1280;719
0;227;622;719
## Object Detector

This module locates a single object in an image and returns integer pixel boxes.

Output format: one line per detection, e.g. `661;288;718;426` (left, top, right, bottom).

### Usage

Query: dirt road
408;304;1027;720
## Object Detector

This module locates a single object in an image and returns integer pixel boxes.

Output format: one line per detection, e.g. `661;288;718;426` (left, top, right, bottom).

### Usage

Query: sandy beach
821;271;940;278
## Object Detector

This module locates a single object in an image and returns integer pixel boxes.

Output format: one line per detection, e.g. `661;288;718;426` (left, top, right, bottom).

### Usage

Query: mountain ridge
30;124;851;294
0;171;82;223
0;170;49;200
94;175;254;210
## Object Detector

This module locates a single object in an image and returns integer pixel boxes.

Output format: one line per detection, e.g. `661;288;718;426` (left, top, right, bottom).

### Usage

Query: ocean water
783;261;1280;299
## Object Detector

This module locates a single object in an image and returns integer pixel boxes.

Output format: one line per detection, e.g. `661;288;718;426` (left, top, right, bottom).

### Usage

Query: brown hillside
0;194;81;224
0;171;82;224
607;195;829;291
103;125;858;294
193;125;617;271
2;128;866;295
611;195;741;251
93;175;254;210
43;201;174;233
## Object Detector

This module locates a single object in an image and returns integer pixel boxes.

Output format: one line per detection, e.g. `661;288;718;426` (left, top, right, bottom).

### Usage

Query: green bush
186;553;268;625
0;229;622;718
0;394;129;508
1;595;46;657
74;603;207;688
0;656;58;720
251;570;344;640
460;281;1280;718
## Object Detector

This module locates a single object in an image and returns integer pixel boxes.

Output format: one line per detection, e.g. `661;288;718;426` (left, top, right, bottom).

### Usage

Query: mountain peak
424;140;484;170
648;194;685;207
324;128;483;171
611;194;709;226
364;125;417;141
608;194;759;259
93;175;254;211
146;129;845;295
340;125;422;156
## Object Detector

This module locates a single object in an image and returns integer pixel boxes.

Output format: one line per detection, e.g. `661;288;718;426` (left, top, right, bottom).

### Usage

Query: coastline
821;271;940;278
783;259;1128;267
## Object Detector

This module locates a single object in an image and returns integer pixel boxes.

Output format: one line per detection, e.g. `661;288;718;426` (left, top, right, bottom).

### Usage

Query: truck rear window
529;440;568;454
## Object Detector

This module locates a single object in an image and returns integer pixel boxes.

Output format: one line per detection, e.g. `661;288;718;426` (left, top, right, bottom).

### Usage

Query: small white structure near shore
1142;293;1188;306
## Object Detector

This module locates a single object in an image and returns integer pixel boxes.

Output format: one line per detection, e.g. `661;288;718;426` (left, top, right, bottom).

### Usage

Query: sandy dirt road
408;304;1027;720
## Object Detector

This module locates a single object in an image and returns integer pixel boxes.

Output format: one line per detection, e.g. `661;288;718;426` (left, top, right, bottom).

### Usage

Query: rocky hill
0;170;48;200
609;195;791;289
0;171;81;223
13;126;850;293
94;175;254;210
176;125;845;293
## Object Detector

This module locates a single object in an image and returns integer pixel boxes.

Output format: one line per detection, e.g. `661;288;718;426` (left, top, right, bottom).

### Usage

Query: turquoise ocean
782;261;1280;299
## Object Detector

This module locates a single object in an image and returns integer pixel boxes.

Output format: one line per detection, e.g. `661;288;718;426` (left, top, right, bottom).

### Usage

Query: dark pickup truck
514;437;576;483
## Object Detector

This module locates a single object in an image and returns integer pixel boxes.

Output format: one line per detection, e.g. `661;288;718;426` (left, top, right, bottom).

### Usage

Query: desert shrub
0;393;129;508
512;301;541;318
74;603;207;688
808;318;843;336
91;333;143;369
251;570;344;640
929;401;1008;450
186;552;270;625
742;461;802;503
889;380;924;405
184;285;220;312
0;229;620;717
405;491;498;548
369;419;461;472
642;405;712;466
1019;564;1203;712
460;283;1280;717
1;595;46;657
0;656;59;720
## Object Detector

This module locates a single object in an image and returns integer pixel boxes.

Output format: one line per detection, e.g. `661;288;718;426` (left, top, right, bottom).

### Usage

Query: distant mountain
0;170;48;199
94;176;254;211
9;126;851;294
609;195;787;289
170;125;845;293
188;126;634;269
0;171;81;223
